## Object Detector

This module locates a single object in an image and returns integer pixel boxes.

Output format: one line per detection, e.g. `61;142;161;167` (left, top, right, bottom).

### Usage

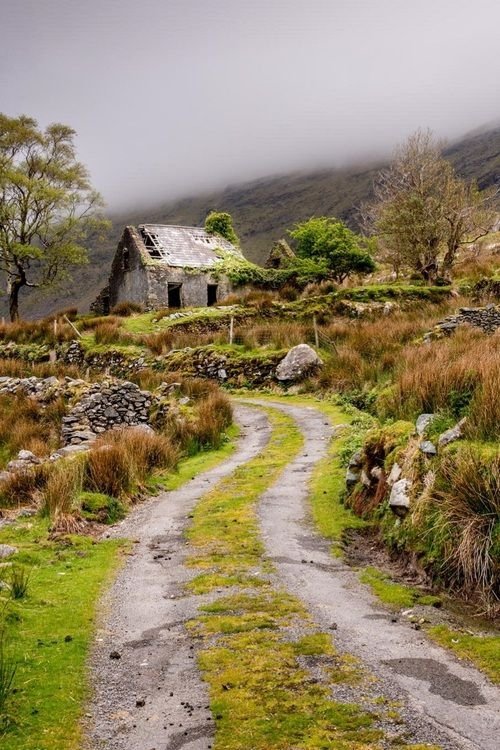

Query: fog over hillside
3;0;500;209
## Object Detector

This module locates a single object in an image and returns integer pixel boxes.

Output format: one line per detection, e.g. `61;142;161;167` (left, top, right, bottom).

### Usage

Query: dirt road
86;400;500;750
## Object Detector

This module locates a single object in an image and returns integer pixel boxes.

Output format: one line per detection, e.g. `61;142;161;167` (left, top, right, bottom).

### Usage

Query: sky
2;0;500;209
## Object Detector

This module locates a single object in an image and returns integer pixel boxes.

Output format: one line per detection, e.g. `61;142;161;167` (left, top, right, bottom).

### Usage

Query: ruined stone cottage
92;224;244;313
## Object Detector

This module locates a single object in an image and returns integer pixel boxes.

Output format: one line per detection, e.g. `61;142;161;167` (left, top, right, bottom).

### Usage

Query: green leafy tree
0;114;108;320
205;210;239;246
366;130;497;283
288;216;375;283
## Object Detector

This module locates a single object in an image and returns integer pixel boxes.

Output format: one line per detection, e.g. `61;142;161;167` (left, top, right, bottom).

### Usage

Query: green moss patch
429;625;500;684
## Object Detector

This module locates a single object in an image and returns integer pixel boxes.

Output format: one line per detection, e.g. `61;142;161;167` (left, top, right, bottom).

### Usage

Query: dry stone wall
424;304;500;340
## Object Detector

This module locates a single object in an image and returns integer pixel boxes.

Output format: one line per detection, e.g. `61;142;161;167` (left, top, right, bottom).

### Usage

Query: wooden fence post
313;315;319;349
229;316;234;345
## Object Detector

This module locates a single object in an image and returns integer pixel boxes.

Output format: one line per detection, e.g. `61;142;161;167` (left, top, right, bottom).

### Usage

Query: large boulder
276;344;323;382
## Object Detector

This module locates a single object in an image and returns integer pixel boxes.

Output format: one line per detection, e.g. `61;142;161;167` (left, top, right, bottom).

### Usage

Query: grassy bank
0;520;126;749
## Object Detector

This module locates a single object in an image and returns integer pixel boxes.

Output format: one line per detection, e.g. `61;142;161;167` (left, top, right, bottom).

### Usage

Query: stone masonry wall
425;304;500;340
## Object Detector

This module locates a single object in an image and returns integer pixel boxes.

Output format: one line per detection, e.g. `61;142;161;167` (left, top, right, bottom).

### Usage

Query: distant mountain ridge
9;123;500;319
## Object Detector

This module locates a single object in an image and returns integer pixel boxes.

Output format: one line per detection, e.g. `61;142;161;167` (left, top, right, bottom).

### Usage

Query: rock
0;544;18;559
438;417;467;446
389;479;411;516
345;468;360;487
360;469;371;488
348;449;364;468
17;449;39;462
416;414;436;436
370;466;383;480
420;440;437;456
387;462;402;486
276;344;323;382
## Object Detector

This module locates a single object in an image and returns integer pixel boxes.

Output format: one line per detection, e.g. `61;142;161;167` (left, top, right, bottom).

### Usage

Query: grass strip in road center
186;405;415;750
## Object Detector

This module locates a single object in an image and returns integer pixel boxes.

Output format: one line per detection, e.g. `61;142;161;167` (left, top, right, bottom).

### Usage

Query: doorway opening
207;284;218;306
168;283;182;308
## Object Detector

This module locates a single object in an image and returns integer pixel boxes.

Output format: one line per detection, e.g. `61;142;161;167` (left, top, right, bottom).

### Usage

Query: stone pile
0;375;89;403
61;380;153;447
424;304;500;341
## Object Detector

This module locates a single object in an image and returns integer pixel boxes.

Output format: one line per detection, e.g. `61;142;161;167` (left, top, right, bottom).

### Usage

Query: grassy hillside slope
8;124;500;318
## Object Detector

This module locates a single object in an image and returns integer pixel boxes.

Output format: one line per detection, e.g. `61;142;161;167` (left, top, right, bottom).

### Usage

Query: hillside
8;123;500;319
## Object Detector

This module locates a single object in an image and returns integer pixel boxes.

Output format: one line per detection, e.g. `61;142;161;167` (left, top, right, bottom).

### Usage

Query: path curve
250;399;500;750
85;405;271;750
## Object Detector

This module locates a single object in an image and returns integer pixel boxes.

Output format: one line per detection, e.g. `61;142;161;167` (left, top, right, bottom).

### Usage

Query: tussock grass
0;318;74;345
383;328;500;440
110;301;144;316
433;446;500;606
92;321;135;346
42;459;84;520
0;394;66;468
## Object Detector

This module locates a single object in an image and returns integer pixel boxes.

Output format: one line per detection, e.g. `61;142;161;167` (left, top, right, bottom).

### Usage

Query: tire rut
249;399;500;750
85;406;271;750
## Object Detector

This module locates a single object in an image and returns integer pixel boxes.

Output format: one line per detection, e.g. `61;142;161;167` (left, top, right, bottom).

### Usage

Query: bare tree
365;130;498;283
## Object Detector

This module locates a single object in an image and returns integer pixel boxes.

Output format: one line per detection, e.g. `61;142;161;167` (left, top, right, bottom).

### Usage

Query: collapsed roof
139;224;243;268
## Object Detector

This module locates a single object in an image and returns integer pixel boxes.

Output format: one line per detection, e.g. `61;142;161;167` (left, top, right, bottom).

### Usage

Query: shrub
111;301;144;316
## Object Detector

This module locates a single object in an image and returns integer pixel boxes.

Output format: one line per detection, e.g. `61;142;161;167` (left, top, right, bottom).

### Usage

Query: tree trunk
8;275;25;322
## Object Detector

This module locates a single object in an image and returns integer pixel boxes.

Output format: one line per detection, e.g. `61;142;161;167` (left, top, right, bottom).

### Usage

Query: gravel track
86;398;500;750
250;399;500;750
85;406;271;750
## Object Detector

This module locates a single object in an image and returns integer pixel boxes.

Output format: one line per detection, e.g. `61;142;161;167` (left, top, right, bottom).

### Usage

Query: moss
428;625;500;683
78;491;126;524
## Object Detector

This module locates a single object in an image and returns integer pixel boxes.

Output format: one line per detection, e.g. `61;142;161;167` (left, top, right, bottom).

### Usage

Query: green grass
0;421;242;747
237;393;368;554
186;404;417;749
160;423;240;492
0;519;126;749
429;625;500;684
